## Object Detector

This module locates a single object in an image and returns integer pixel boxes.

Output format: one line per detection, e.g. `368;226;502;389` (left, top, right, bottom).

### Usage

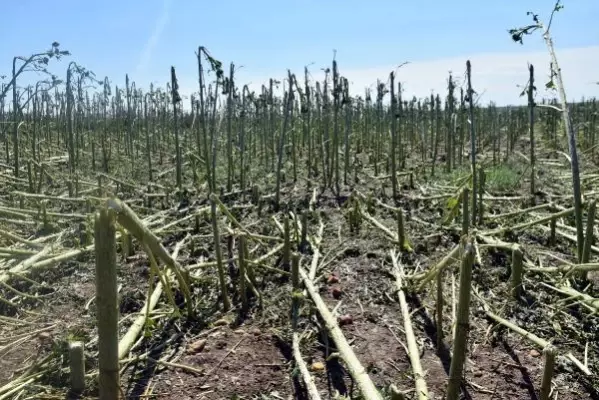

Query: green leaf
442;196;461;226
402;238;414;253
446;196;459;210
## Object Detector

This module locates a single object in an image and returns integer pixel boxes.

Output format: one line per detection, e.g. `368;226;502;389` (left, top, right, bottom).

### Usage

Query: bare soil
1;152;598;400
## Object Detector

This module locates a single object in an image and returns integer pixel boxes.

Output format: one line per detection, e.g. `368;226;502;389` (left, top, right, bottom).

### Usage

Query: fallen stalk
410;245;461;291
390;250;429;400
292;332;322;400
485;309;591;375
300;267;383;400
486;202;553;220
484;206;577;236
107;198;194;317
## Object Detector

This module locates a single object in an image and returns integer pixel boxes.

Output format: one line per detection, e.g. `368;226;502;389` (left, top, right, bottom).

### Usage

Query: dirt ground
1;151;598;400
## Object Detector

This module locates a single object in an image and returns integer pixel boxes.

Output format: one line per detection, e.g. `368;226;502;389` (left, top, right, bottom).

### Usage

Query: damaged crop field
1;8;598;400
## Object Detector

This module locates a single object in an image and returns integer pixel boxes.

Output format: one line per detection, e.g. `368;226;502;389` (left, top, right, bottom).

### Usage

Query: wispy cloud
334;45;599;105
135;0;173;77
176;45;599;107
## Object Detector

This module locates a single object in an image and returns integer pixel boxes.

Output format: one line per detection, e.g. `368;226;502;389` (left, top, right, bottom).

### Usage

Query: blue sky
1;0;598;104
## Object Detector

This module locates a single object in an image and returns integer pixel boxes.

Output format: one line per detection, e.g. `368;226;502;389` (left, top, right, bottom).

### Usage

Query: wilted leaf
511;33;523;44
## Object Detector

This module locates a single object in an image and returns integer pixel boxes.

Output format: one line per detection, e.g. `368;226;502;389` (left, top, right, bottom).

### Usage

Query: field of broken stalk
1;38;599;399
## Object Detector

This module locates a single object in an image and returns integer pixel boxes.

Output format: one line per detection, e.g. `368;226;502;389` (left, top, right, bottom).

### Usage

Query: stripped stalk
582;200;596;265
238;234;248;314
511;246;524;298
300;267;383;400
211;197;231;311
528;64;536;196
540;345;556;400
466;61;477;226
446;243;474;400
94;208;120;400
106;198;193;316
69;341;85;393
391;250;429;400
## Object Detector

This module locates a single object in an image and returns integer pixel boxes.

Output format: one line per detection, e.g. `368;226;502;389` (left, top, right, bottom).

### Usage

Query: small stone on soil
338;314;353;326
250;328;261;336
188;339;206;354
331;287;342;299
311;361;325;371
213;318;229;327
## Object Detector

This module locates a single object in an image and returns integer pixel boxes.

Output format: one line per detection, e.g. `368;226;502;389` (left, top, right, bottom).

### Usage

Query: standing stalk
211;197;231;311
466;61;477;226
171;67;182;190
94;208;120;400
390;72;398;203
446;243;474;400
226;63;235;192
275;72;294;210
528;64;536;196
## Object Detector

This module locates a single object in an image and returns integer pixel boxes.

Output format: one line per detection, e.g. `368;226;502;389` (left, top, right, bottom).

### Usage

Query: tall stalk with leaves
196;46;223;193
509;0;584;261
4;43;70;177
